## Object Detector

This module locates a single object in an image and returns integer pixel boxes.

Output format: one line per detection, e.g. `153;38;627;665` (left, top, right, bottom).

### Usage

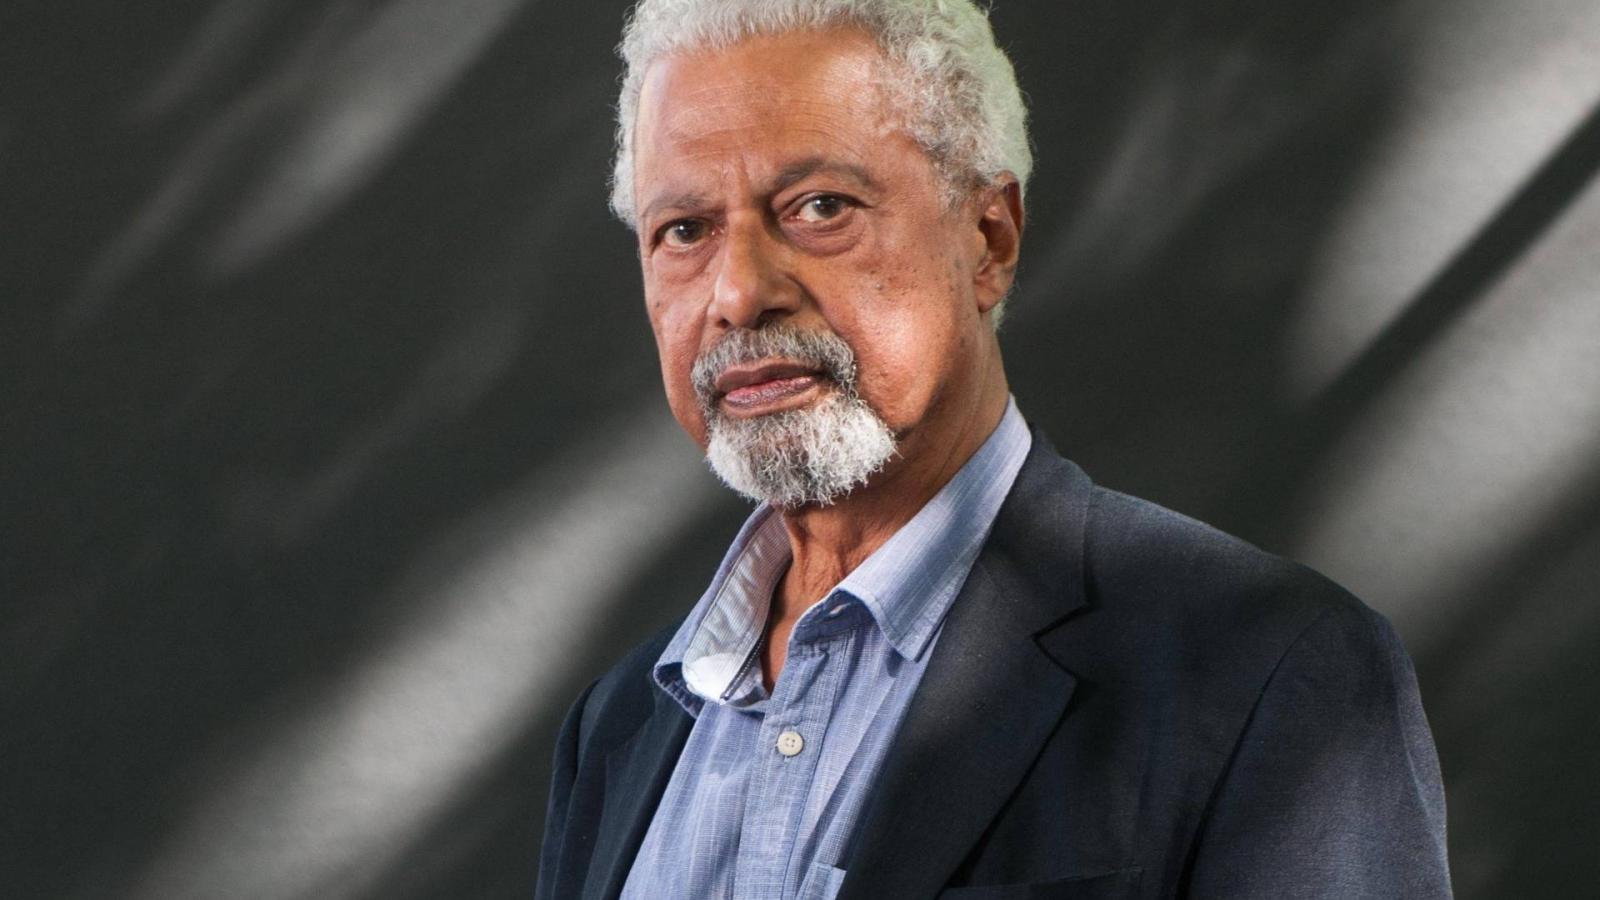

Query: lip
713;360;827;414
714;360;820;395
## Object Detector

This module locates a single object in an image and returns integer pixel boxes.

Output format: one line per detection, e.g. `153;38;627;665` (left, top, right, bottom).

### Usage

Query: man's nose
709;216;800;329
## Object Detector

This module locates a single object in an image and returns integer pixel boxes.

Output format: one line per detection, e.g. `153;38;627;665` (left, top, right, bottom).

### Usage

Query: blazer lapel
838;433;1094;900
586;691;692;900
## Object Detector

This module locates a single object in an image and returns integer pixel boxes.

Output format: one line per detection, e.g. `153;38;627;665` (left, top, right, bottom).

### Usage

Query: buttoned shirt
620;399;1032;900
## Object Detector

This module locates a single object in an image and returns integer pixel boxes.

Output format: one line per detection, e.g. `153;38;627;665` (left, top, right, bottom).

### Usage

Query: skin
631;27;1024;687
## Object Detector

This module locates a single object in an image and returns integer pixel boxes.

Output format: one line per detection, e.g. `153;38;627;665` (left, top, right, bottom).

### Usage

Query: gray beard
705;390;898;508
693;325;898;508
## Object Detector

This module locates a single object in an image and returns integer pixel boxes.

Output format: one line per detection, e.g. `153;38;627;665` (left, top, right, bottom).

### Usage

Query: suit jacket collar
837;428;1094;899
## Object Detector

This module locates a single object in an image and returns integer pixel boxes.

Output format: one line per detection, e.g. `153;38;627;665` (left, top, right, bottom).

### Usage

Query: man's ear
971;176;1024;314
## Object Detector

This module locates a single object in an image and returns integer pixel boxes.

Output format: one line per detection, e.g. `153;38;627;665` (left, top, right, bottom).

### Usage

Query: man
538;1;1452;897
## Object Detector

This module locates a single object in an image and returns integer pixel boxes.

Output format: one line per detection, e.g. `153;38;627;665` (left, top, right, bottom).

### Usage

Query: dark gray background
5;1;1598;897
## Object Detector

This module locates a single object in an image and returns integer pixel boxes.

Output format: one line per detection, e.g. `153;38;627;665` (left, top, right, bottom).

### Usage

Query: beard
691;323;898;509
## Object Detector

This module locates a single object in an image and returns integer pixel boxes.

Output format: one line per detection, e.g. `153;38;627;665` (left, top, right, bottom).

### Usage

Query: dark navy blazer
537;430;1452;899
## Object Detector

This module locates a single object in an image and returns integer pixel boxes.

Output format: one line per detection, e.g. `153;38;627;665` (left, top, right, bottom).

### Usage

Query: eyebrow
638;157;881;226
639;191;711;228
772;157;881;194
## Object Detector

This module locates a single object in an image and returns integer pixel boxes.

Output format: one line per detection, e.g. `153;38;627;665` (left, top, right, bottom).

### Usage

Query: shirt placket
731;631;849;899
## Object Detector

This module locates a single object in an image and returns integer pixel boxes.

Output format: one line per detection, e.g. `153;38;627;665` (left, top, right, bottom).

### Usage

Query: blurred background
4;0;1597;896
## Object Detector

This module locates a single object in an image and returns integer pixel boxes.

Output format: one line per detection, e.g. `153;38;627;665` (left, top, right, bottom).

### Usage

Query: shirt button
775;730;805;757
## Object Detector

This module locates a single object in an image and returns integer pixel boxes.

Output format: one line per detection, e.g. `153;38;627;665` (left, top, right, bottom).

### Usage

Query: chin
702;390;898;508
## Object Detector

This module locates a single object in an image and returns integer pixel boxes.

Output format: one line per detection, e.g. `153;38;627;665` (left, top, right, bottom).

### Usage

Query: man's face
631;27;1009;502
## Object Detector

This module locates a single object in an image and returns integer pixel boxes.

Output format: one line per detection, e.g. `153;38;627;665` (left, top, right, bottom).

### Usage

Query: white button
827;604;848;617
775;730;805;757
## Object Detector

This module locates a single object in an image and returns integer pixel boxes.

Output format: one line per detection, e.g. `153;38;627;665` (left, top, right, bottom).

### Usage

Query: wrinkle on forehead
632;28;905;209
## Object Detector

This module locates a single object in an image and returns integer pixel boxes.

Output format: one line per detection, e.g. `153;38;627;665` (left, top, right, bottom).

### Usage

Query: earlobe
973;177;1024;313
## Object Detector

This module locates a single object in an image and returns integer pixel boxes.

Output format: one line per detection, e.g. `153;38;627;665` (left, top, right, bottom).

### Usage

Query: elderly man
538;1;1452;898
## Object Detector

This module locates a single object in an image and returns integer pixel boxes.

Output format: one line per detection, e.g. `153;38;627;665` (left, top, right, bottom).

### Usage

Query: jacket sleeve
536;678;599;900
1185;603;1453;898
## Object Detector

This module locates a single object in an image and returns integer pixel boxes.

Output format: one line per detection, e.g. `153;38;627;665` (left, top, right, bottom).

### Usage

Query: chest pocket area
933;867;1142;899
798;862;848;900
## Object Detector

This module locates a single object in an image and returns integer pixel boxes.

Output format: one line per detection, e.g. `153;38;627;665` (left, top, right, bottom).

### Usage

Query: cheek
646;294;711;441
845;297;955;423
646;286;698;368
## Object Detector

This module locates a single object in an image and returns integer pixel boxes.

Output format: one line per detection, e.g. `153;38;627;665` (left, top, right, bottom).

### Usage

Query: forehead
632;28;912;204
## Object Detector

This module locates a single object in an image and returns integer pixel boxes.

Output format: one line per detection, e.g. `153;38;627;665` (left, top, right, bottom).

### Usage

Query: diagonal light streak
130;0;279;122
67;0;534;327
123;405;722;900
1286;172;1600;644
203;0;537;277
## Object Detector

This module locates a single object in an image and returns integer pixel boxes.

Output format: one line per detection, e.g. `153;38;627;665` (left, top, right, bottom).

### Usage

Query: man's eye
795;195;848;223
661;220;707;247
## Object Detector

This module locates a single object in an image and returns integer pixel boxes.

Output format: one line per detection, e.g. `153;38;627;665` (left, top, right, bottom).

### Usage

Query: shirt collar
834;398;1031;660
652;398;1033;714
650;504;785;714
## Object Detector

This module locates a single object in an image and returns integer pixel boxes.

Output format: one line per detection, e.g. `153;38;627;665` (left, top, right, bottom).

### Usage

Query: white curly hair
608;0;1031;226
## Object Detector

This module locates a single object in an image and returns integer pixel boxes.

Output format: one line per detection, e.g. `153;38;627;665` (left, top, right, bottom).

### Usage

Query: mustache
691;323;859;408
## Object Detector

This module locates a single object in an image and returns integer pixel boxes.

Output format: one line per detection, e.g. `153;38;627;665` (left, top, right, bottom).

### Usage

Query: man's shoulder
1070;478;1387;676
1085;484;1354;605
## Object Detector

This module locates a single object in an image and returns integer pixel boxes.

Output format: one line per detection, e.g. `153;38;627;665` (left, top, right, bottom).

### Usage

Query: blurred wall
4;1;1597;897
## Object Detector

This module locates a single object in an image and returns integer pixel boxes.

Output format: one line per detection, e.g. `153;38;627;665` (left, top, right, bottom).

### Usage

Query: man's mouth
713;361;828;415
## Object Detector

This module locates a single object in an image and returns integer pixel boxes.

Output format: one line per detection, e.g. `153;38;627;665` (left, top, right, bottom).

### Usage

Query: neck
753;341;1011;690
772;377;1010;624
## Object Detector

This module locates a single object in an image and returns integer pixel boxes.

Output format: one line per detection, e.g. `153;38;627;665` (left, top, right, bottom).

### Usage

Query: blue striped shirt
621;400;1033;900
